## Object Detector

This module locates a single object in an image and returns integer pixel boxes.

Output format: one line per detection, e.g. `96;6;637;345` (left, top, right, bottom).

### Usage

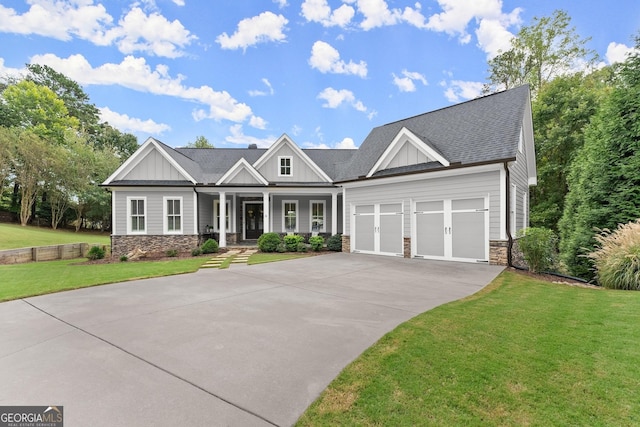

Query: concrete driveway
0;253;503;426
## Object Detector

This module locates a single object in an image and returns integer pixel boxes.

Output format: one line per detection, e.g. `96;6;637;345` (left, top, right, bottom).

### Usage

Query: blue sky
1;1;638;149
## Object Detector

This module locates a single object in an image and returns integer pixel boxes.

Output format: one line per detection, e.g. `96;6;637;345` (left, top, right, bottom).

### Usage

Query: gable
216;158;268;186
253;134;332;183
103;137;196;185
366;127;449;178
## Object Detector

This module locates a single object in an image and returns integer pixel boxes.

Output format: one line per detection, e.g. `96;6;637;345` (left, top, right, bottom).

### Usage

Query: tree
486;10;598;95
186;135;213;148
1;80;79;144
559;36;640;278
93;123;139;158
530;69;613;230
10;130;54;225
0;127;13;199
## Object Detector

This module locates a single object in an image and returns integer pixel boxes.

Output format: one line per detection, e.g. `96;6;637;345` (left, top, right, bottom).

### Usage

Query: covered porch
196;187;343;247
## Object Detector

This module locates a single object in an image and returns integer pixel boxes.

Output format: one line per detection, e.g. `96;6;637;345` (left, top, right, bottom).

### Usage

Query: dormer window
279;156;292;176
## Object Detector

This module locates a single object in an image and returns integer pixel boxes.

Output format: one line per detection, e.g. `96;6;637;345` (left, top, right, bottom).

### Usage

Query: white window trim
278;156;293;177
214;199;232;233
163;196;183;235
510;184;517;235
309;200;326;233
127;196;147;235
282;200;298;232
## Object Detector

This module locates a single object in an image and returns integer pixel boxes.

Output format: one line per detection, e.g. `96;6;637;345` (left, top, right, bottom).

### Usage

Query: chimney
248;144;258;149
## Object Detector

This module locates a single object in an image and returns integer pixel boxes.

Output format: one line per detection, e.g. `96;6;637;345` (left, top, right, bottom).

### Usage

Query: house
103;85;536;265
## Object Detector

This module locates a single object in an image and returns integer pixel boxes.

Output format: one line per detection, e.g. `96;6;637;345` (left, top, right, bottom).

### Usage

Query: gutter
504;161;513;268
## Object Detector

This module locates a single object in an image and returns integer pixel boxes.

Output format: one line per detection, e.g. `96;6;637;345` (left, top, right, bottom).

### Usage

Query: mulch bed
508;267;600;289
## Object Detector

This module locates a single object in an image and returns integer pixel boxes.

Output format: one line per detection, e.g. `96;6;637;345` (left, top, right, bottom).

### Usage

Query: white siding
344;170;501;240
114;189;196;236
386;141;432;169
509;130;531;235
227;168;262;185
256;145;324;182
122;150;186;181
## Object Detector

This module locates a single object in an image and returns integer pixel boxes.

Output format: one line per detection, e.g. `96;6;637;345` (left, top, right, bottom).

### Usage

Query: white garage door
414;198;488;262
353;203;403;256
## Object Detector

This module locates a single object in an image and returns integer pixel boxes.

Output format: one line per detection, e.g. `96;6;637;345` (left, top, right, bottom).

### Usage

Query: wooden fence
0;243;110;265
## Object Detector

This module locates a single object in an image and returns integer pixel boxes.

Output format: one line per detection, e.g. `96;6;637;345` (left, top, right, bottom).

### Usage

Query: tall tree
186;135;214;148
1;80;79;144
559;36;640;278
530;68;613;230
486;10;598;95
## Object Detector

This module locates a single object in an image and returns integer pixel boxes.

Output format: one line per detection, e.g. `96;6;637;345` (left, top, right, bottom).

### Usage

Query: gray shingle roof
122;85;529;186
335;85;530;181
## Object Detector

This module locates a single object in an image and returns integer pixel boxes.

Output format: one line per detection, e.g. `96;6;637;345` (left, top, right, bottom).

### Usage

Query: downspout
193;187;200;240
504;162;513;267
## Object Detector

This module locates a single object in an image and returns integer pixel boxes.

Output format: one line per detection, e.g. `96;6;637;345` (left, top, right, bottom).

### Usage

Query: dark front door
245;203;263;239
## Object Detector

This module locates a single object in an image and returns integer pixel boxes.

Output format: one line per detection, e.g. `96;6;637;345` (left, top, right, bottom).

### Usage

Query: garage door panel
416;212;445;257
354;214;375;252
379;214;403;254
452;211;485;260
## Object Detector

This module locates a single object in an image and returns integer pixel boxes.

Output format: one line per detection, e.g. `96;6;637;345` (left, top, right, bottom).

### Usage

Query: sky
0;1;638;150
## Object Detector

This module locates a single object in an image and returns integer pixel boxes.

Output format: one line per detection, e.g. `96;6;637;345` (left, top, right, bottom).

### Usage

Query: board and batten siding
509;132;531;234
114;189;196;235
122;149;187;181
256;145;325;183
344;170;502;240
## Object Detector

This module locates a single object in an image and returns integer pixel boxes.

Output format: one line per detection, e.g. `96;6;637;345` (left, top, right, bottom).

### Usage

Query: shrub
276;242;287;253
587;219;640;289
258;232;282;252
201;238;219;254
309;235;324;251
284;234;305;252
516;227;557;273
327;234;343;251
166;249;178;257
191;248;203;257
119;255;128;262
297;242;308;252
87;245;105;260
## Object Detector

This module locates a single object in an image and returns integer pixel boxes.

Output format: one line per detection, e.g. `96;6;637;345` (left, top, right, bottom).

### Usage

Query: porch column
332;191;338;235
219;191;227;247
263;191;270;233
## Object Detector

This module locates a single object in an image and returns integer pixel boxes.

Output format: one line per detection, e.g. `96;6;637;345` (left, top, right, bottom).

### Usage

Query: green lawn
0;223;110;250
0;257;204;301
298;271;640;426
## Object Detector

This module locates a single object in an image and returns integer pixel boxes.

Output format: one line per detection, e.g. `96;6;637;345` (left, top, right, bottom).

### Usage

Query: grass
0;223;110;250
248;252;313;265
298;271;640;426
0;257;204;301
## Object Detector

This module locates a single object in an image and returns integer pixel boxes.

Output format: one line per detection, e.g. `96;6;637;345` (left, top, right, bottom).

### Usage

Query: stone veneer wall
403;237;411;258
112;235;199;257
489;240;509;266
341;235;350;253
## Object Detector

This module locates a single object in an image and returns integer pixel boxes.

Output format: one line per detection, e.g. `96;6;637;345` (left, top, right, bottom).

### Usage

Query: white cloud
336;137;357;149
249;115;268;129
291;125;302;136
172;0;185;6
274;0;288;8
248;78;275;96
475;16;516;59
606;42;636;65
301;0;355;28
303;141;331;149
32;53;254;124
392;70;427;92
317;87;367;112
309;41;367;77
0;58;24;79
225;124;276;148
99;106;170;134
0;2;195;58
442;80;484;102
105;7;196;58
216;11;288;50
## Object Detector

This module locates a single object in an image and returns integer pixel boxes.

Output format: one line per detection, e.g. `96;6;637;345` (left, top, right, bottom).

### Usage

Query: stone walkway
201;248;258;268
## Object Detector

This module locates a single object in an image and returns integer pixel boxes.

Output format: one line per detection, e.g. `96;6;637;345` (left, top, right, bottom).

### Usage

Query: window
164;197;182;233
279;156;292;176
283;200;298;232
128;197;146;234
310;201;325;232
214;200;231;232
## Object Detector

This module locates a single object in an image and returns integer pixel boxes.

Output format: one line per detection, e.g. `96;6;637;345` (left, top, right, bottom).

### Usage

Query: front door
244;203;263;239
